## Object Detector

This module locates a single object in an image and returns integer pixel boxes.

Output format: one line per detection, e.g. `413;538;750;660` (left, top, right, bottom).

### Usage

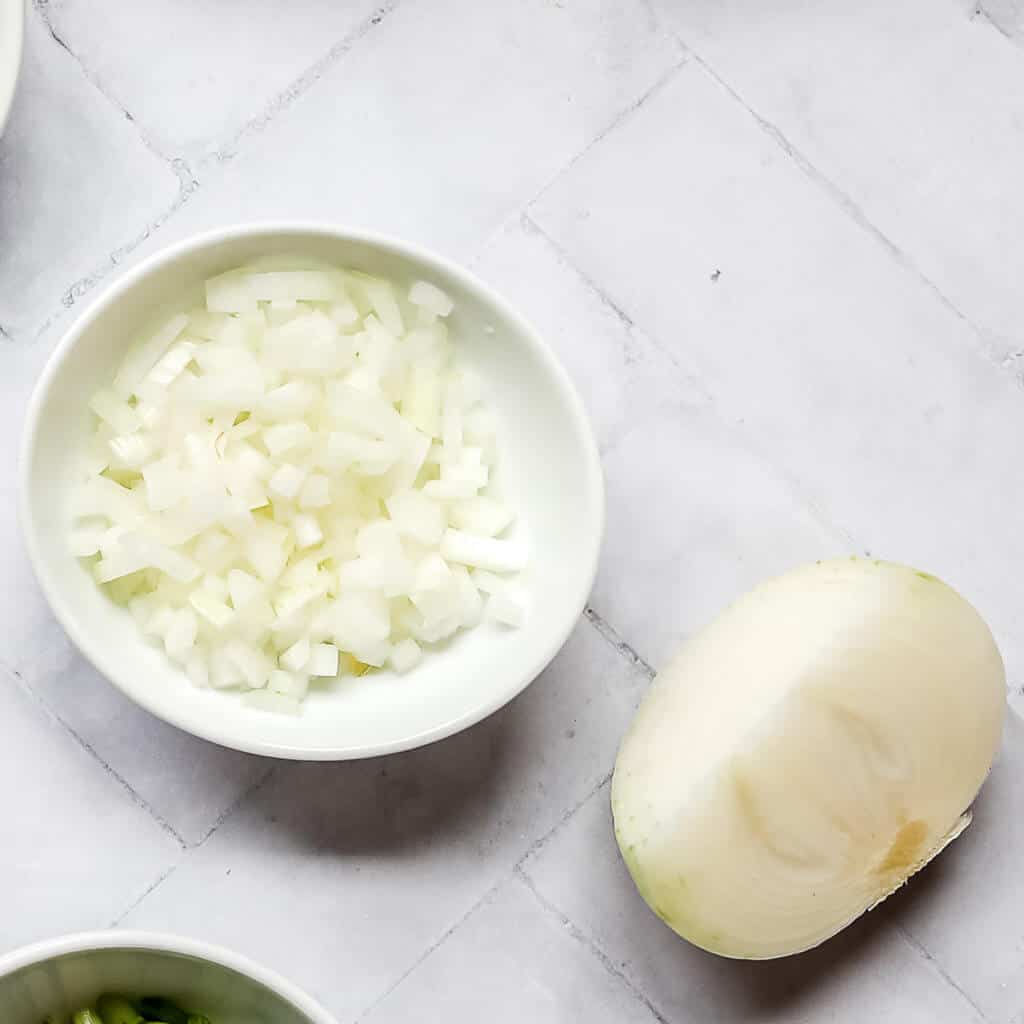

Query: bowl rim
0;929;339;1023
0;0;24;136
20;220;605;760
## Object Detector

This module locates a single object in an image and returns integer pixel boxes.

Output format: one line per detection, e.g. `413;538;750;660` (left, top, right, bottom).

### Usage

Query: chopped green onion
72;1011;104;1024
136;996;190;1024
67;995;209;1024
96;995;144;1024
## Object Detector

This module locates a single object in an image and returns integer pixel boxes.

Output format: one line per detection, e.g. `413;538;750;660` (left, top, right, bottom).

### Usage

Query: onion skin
611;559;1006;959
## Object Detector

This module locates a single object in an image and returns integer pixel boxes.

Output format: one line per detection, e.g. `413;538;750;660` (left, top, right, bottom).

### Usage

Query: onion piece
487;591;528;627
268;463;307;500
280;636;311;672
440;530;528;572
268;668;308;699
89;389;141;436
612;559;1006;959
189;589;234;628
263;422;312;456
409;280;454;318
390;637;423;673
308;643;340;677
113;313;189;397
450;497;515;538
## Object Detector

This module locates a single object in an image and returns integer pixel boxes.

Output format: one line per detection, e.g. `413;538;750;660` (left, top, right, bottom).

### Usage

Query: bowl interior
23;227;603;758
0;944;317;1024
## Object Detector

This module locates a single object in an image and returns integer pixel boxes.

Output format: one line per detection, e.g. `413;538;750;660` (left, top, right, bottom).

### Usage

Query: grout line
32;0;185;172
688;51;980;335
4;663;189;849
55;721;188;848
971;2;1014;41
106;762;277;924
525;55;687;218
530;214;859;552
519;212;715;406
519;214;636;330
26;1;398;340
355;767;618;1020
516;770;614;871
582;608;656;680
898;925;990;1022
192;763;277;849
639;0;688;58
673;39;1020;377
520;213;859;550
515;866;670;1024
38;175;199;336
109;863;179;927
600;28;1024;537
525;201;854;550
353;878;504;1022
206;1;401;165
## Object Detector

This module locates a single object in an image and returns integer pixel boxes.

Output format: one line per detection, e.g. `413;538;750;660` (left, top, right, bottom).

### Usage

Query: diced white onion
113;313;189;397
292;514;324;550
89;389;141;436
487;586;529;628
280;636;311;672
190;589;235;628
164;608;199;661
225;640;273;689
450;497;515;538
73;258;529;712
268;462;307;500
440;530;528;573
227;568;264;610
385;489;445;546
308;642;340;677
360;277;404;336
409;280;454;318
298;473;331;509
401;367;443;437
390;637;422;673
185;649;210;688
268;668;308;699
263;421;312;456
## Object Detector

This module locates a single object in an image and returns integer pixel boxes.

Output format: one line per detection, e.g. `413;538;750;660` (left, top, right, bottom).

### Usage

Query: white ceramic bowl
0;931;337;1024
0;0;23;135
22;223;604;759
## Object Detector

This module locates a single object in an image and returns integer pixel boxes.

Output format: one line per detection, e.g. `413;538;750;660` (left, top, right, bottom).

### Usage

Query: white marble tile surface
897;714;1024;1023
0;10;180;340
37;0;384;163
362;876;658;1024
531;59;1024;688
117;623;649;1019
3;0;1024;1021
650;0;1024;360
66;0;681;283
978;0;1024;39
0;673;180;950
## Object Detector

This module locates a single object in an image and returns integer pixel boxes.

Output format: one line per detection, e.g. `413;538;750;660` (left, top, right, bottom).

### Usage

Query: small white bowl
0;0;23;136
21;223;604;759
0;930;337;1024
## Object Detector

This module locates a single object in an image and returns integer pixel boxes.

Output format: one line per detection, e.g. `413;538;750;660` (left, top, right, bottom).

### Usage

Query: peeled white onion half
611;558;1006;959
